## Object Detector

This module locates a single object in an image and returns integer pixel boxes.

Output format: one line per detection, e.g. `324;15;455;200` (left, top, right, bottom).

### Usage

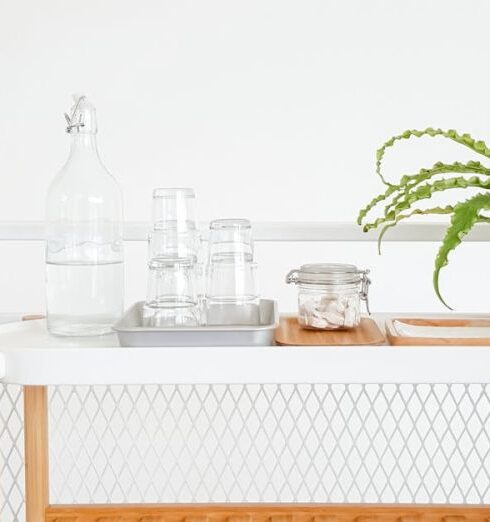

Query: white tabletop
1;318;490;385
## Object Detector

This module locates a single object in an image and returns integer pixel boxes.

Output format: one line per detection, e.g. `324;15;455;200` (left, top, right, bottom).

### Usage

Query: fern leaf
376;128;490;185
376;205;454;254
385;162;490;215
358;161;490;226
362;175;490;233
388;175;490;218
357;184;399;225
434;193;490;309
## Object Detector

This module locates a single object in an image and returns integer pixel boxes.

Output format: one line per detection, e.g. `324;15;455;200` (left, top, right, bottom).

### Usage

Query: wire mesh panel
2;383;490;521
49;384;490;506
0;384;24;522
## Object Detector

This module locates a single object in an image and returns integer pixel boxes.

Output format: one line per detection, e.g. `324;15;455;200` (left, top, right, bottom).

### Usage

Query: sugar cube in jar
286;263;370;330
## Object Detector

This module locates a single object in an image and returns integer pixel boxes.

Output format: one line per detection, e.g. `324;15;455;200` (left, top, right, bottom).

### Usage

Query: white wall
2;0;490;314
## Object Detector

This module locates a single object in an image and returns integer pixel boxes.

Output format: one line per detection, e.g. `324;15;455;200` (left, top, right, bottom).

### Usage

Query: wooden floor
45;503;490;522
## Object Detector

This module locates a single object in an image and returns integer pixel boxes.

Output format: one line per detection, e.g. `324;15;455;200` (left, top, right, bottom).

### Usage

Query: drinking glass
205;219;259;326
151;187;196;232
208;218;253;262
143;258;200;327
205;260;259;325
149;187;199;262
148;228;200;263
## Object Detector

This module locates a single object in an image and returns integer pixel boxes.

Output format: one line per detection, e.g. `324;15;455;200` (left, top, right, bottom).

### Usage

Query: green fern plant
358;128;490;309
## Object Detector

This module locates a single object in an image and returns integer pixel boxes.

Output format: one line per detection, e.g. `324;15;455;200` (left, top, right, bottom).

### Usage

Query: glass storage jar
286;263;371;330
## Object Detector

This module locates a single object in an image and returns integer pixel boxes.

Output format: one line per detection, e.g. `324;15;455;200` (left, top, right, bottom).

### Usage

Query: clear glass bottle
45;95;124;336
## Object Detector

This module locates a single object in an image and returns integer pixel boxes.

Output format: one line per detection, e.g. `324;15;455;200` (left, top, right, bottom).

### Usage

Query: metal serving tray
113;299;278;347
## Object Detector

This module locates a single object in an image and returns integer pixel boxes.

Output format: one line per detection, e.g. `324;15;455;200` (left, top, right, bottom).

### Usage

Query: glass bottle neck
69;133;99;154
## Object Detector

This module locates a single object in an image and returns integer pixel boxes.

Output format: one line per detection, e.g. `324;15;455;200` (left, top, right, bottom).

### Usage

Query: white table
1;318;490;522
2;221;490;521
2;317;490;386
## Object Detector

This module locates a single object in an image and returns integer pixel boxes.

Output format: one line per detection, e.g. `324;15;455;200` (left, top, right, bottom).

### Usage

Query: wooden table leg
24;385;49;522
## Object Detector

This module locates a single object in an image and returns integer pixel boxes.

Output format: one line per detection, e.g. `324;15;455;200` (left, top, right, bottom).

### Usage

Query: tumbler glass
143;258;200;327
152;187;196;232
205;219;259;326
149;188;199;262
148;228;200;263
208;218;253;262
205;260;259;325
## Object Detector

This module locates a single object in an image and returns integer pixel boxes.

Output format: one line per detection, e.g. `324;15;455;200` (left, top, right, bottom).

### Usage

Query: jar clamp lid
286;263;371;314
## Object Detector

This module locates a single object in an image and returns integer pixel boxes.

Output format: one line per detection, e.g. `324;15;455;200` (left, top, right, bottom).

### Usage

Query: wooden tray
386;317;490;346
275;316;385;346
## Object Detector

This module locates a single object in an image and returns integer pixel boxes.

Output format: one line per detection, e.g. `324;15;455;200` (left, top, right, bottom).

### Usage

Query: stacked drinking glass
142;188;201;327
205;218;260;325
142;190;260;327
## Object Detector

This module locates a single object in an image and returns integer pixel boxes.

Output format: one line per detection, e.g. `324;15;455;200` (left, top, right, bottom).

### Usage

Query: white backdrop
1;0;490;314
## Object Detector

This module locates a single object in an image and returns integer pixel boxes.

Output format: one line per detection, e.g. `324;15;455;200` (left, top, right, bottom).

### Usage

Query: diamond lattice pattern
48;384;490;505
2;383;490;521
0;384;24;522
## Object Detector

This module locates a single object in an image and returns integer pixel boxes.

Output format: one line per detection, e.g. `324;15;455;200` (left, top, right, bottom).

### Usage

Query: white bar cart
1;222;490;522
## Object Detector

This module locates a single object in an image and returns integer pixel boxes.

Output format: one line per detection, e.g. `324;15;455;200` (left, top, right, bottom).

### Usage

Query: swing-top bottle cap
64;94;97;134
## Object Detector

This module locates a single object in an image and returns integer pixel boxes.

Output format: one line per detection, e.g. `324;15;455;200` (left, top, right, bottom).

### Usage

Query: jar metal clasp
285;269;299;285
360;269;371;315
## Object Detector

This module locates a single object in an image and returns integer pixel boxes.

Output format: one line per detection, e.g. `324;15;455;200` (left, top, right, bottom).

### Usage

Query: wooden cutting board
386;317;490;345
275;316;385;346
